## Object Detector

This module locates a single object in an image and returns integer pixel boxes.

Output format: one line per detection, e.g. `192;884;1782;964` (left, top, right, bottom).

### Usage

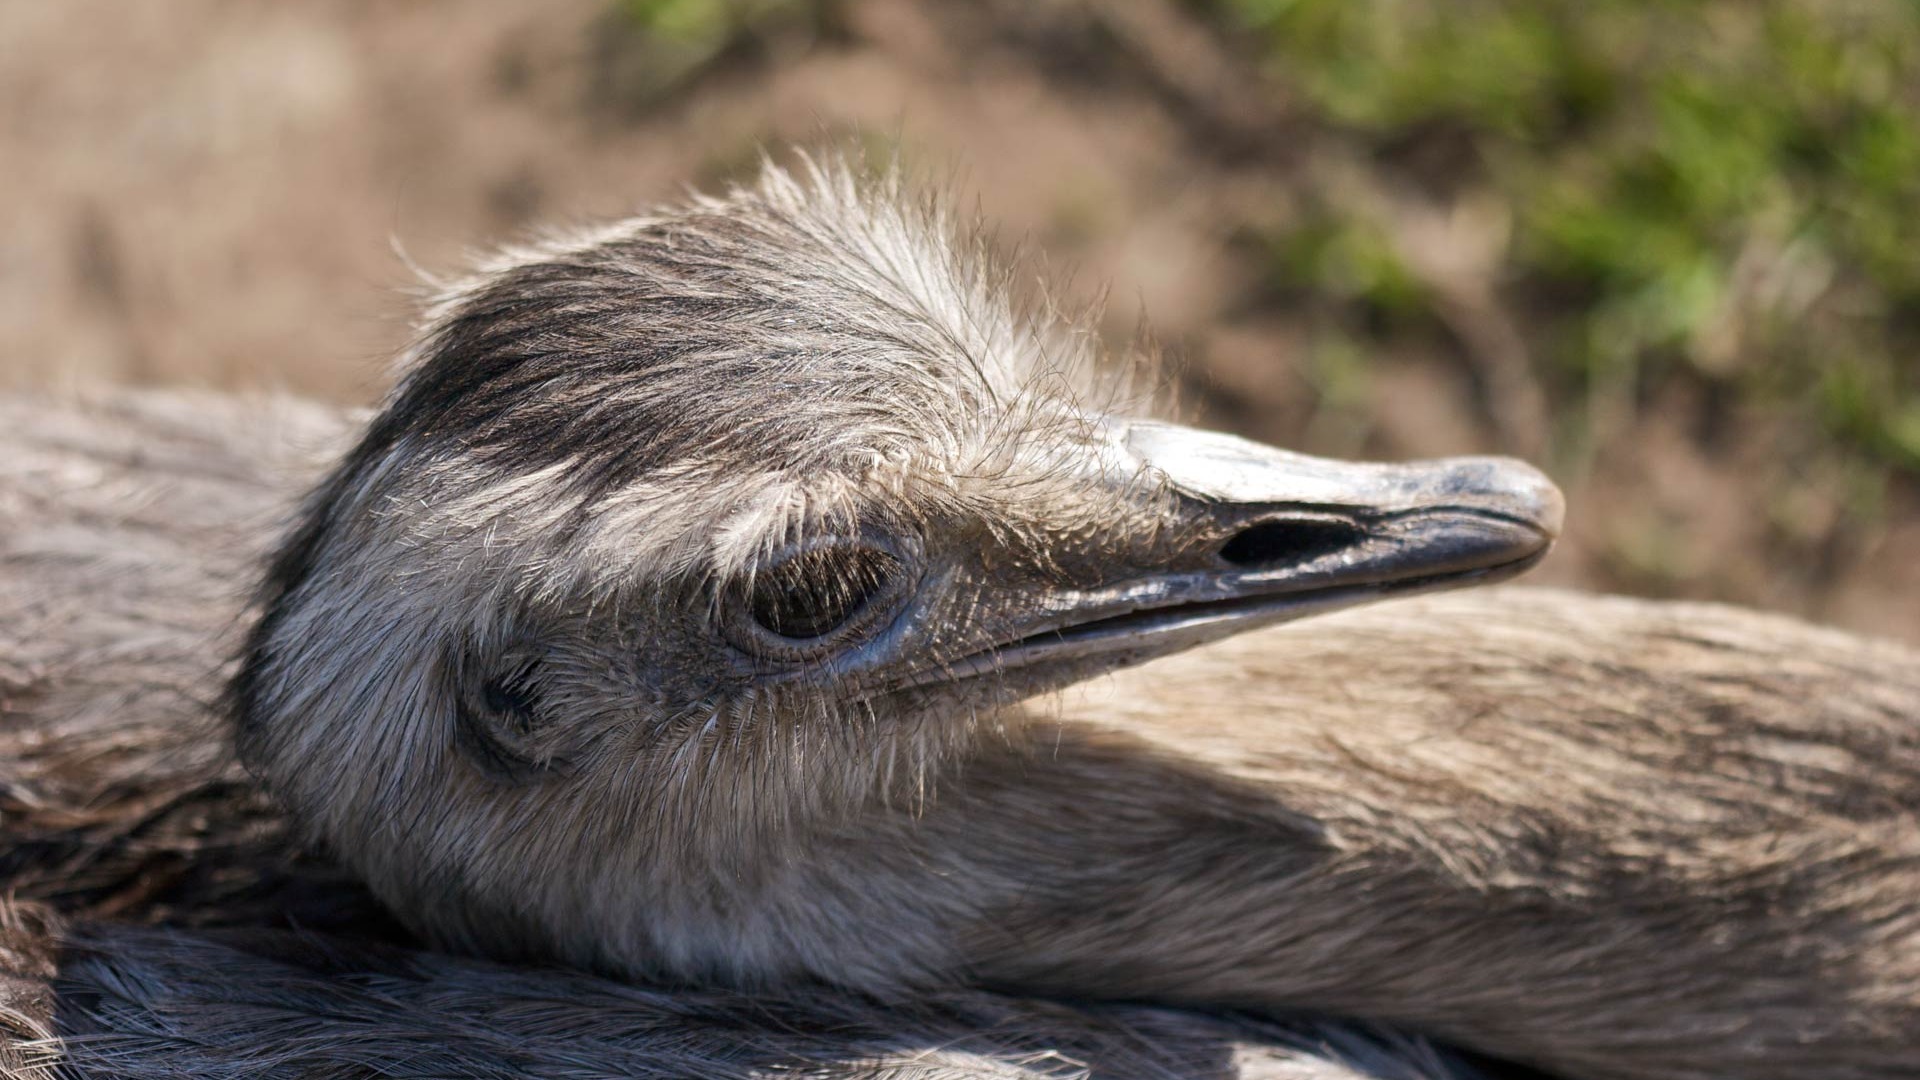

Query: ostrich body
2;900;1471;1080
3;161;1919;1078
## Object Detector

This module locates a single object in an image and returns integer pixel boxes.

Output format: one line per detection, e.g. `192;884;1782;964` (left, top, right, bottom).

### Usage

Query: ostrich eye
749;546;899;640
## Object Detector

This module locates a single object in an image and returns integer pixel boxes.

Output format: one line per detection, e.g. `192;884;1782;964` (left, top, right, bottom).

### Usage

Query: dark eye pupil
749;547;893;640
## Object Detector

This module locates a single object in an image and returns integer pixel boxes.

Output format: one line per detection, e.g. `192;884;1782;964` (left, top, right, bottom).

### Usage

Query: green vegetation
597;0;822;107
614;0;808;55
1210;0;1920;477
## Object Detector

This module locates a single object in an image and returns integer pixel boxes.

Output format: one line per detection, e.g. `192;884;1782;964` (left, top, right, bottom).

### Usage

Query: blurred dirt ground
2;0;1915;640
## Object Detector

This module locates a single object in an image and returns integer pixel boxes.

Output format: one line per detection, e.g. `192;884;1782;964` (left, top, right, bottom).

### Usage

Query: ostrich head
233;158;1562;977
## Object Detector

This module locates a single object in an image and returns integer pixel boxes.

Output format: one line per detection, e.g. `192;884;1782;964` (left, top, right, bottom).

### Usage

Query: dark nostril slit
1218;518;1364;569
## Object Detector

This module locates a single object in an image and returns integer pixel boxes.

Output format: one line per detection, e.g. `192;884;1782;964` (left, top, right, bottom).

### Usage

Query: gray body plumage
3;903;1477;1080
3;159;1919;1079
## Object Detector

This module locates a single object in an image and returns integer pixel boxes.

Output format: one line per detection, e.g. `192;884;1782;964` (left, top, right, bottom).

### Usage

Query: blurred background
2;0;1915;640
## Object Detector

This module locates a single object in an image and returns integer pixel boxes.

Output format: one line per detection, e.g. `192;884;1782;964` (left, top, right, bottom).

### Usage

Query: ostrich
1;389;1492;1080
0;393;1491;1080
2;158;1918;1079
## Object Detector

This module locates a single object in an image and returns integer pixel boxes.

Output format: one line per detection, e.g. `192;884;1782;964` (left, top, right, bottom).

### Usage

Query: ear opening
447;639;575;784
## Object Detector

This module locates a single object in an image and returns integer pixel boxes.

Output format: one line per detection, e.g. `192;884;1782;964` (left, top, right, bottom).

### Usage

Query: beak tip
1511;460;1567;544
1453;455;1565;544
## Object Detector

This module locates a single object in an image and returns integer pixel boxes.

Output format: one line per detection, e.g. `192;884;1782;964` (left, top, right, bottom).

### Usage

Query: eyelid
720;534;921;665
752;547;894;638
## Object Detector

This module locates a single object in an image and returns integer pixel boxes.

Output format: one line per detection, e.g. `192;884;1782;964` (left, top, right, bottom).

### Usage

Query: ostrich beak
1126;420;1564;583
906;421;1564;687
